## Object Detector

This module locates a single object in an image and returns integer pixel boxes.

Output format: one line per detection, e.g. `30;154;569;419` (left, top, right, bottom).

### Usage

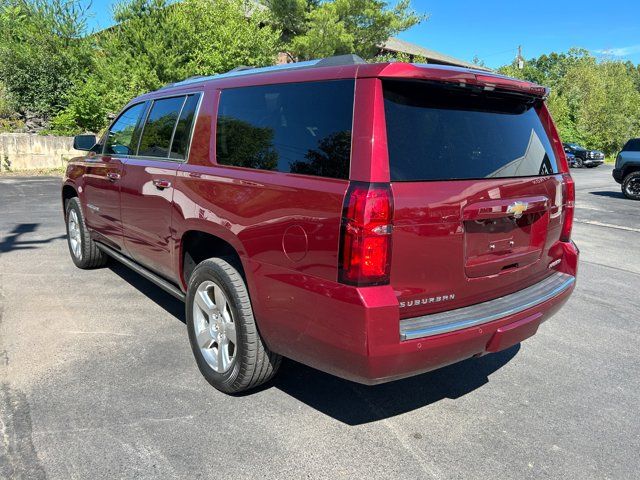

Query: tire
575;158;584;168
186;258;281;393
65;197;108;269
622;171;640;200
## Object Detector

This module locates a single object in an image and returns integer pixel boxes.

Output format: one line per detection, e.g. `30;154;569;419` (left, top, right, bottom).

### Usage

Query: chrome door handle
107;172;121;182
153;179;172;190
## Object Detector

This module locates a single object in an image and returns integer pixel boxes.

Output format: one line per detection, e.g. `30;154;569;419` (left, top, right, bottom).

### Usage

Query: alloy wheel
68;210;82;259
625;177;640;197
192;280;237;373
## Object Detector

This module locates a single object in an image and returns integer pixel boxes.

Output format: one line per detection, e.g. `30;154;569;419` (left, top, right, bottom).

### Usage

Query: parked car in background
61;57;578;393
563;142;605;168
565;151;577;168
613;138;640;200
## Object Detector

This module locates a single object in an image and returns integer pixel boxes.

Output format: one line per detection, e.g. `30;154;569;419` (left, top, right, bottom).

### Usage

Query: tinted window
105;103;146;155
623;139;640;152
216;80;354;179
383;80;559;181
138;96;186;158
170;94;200;160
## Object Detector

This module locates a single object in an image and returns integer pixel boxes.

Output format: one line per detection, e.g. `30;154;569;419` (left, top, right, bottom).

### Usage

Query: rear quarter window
215;80;354;179
622;139;640;152
383;80;560;181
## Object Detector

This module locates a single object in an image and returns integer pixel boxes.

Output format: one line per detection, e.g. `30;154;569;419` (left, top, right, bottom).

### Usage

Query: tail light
560;174;575;242
339;182;393;286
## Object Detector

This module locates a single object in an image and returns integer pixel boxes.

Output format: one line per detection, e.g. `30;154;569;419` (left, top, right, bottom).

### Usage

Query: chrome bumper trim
400;272;575;341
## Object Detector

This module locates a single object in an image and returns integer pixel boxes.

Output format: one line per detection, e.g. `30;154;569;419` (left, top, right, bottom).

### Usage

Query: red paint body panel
79;155;124;249
63;62;578;385
119;158;179;279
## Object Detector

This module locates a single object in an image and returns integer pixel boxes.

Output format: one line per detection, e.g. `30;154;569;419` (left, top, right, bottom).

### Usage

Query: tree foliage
1;0;424;133
53;0;281;133
499;49;640;155
0;0;92;118
266;0;427;60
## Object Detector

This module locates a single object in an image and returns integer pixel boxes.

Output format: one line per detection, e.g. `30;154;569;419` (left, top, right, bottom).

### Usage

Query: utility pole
517;45;524;70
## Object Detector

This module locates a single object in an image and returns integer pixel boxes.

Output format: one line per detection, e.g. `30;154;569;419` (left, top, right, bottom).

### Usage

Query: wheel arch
622;163;640;178
178;229;248;290
62;183;78;211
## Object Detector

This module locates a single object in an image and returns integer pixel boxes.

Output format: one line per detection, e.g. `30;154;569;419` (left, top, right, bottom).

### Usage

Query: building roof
381;37;491;71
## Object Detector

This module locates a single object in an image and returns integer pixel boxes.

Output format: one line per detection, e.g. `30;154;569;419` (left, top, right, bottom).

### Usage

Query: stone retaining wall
0;133;83;171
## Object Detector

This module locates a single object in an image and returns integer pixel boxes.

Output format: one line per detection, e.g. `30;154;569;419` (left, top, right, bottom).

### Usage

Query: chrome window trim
181;92;203;163
400;272;575;341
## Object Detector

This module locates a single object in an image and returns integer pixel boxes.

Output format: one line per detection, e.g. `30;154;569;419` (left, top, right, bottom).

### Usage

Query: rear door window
216;80;354;179
383;80;560;181
105;102;147;156
138;96;186;158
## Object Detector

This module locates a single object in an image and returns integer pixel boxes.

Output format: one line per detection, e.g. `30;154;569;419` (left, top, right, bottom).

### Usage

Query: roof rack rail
315;54;366;67
161;54;366;90
158;75;207;90
227;65;254;73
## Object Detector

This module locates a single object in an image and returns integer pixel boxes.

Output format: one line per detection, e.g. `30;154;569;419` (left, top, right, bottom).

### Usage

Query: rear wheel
622;171;640;200
65;197;108;269
186;258;281;393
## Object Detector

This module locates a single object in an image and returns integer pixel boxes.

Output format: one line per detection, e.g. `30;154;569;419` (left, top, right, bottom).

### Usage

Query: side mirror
73;134;97;151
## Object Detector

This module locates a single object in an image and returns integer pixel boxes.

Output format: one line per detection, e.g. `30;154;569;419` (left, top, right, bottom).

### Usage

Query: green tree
267;0;427;60
0;0;92;118
54;0;281;133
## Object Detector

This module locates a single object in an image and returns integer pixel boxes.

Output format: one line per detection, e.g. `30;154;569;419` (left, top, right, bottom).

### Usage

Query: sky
84;0;640;69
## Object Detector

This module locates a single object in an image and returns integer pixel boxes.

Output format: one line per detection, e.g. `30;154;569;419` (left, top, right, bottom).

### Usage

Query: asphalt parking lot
1;165;638;479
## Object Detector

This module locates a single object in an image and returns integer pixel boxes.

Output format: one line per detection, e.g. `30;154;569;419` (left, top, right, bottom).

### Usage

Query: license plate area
463;197;549;278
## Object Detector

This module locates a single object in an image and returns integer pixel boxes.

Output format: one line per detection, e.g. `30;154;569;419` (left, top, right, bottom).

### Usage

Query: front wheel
622;171;640;200
574;158;584;168
186;258;281;393
65;197;108;269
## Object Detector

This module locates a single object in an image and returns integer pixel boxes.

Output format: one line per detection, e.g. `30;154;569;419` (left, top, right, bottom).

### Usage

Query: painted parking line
574;219;640;233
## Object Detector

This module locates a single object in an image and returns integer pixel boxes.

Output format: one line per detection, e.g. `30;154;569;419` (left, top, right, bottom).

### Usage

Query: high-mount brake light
339;182;393;286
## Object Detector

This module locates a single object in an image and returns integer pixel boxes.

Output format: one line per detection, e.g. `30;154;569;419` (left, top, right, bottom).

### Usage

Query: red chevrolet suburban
63;56;578;393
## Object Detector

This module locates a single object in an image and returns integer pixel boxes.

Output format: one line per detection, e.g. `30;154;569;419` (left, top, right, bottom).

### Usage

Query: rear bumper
251;242;578;385
399;272;574;341
613;168;623;183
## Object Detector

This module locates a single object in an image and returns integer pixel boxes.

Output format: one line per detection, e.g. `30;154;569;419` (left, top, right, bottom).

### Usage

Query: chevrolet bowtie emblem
506;201;528;219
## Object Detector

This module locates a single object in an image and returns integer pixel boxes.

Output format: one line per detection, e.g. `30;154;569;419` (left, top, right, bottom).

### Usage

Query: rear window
383;80;559;181
216;80;354;179
622;139;640;152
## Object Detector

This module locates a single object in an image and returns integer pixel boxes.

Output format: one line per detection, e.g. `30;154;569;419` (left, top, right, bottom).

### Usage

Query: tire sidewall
186;260;245;392
65;198;90;268
622;172;640;200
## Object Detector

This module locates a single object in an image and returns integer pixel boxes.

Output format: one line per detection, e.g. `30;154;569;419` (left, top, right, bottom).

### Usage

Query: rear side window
216;80;354;179
138;96;186;158
105;102;147;155
383;80;560;181
622;139;640;152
